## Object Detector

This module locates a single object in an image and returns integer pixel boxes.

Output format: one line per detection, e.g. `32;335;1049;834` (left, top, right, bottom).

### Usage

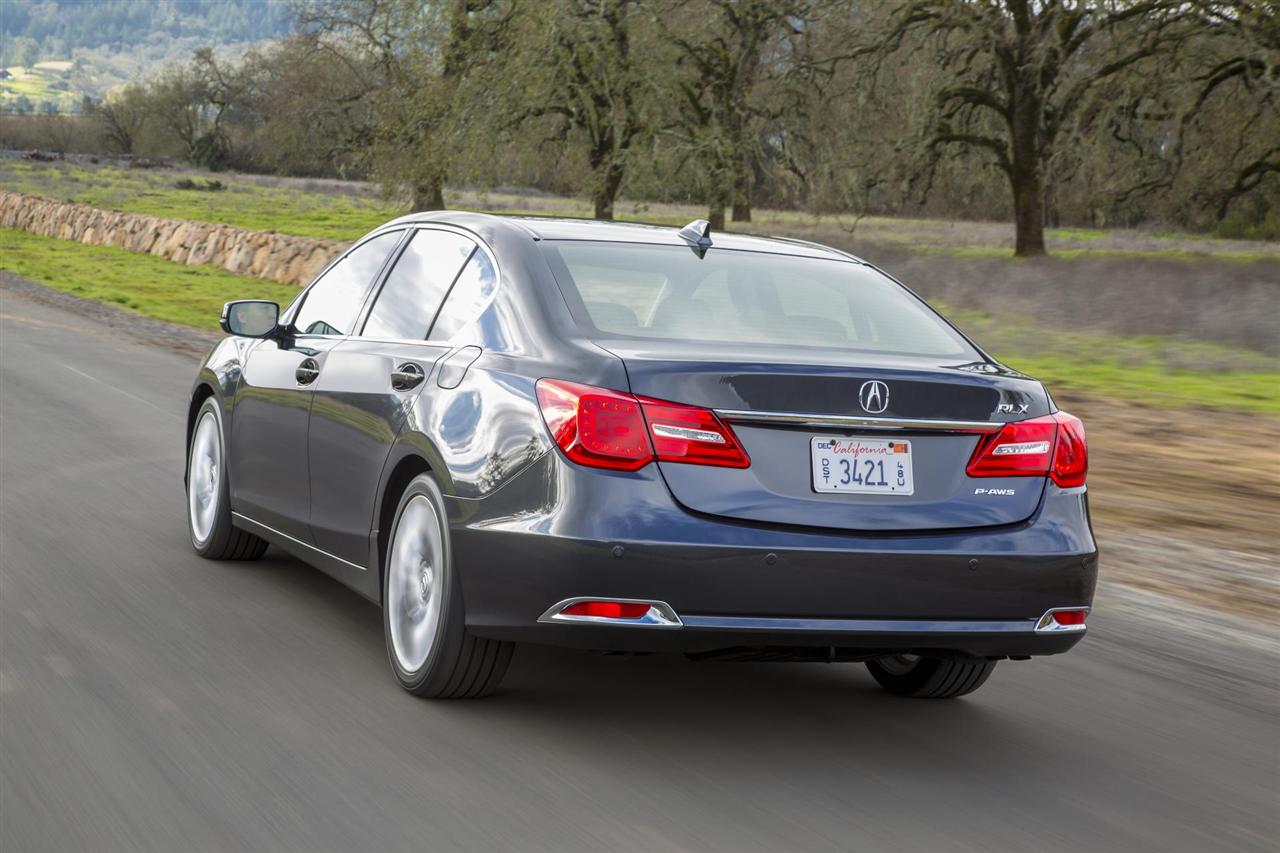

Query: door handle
295;357;320;386
390;362;424;391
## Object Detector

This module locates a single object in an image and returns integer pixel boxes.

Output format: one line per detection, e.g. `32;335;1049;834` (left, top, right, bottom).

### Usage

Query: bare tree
515;0;646;220
879;0;1201;256
661;0;810;227
295;0;510;210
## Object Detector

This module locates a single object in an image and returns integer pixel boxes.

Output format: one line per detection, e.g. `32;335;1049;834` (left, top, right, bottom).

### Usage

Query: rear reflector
536;379;749;471
561;601;651;619
1035;607;1089;633
539;598;683;627
967;411;1088;487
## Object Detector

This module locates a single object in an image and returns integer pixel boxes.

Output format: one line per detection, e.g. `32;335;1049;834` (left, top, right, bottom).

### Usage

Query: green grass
0;228;299;328
3;227;1276;413
0;64;81;111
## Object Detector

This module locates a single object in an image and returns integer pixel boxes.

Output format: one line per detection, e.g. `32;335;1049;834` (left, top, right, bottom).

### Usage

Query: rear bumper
447;453;1097;659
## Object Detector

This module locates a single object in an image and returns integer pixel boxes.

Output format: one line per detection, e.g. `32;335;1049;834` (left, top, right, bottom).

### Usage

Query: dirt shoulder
1058;393;1280;619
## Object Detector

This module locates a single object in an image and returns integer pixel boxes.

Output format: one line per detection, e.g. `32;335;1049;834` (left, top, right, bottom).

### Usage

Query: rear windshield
540;241;978;359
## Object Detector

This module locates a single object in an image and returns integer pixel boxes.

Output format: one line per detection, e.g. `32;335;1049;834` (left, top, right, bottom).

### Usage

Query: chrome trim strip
538;597;683;628
231;512;368;572
713;409;1001;433
1033;607;1090;634
679;615;1037;633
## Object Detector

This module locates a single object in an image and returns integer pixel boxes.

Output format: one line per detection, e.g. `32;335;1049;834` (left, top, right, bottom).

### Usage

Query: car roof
383;211;864;263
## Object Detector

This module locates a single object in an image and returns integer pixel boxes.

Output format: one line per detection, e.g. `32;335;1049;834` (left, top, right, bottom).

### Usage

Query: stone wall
0;191;348;286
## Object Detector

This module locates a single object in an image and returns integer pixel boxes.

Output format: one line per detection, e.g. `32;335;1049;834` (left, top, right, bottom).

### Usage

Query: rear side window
363;229;475;340
293;231;401;336
540;242;976;358
428;250;498;342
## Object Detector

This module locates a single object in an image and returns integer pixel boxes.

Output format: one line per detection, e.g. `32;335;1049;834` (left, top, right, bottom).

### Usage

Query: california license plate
811;437;914;495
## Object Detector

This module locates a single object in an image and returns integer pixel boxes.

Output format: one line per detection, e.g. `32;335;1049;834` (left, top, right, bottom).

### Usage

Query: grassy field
0;63;81;112
5;158;1279;259
3;227;1276;413
0;228;298;328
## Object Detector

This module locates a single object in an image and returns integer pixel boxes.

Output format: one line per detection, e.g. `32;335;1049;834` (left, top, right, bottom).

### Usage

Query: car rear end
454;233;1097;663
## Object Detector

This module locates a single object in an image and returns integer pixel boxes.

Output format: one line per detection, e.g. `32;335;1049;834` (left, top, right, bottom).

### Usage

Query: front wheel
383;474;513;698
866;654;996;698
187;397;267;560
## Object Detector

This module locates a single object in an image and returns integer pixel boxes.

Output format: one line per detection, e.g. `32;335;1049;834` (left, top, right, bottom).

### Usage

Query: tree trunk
708;204;726;230
731;200;751;222
594;158;626;220
412;176;445;212
1011;170;1046;257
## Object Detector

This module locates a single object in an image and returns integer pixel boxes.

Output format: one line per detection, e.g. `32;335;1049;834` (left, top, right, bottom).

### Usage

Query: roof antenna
678;219;713;257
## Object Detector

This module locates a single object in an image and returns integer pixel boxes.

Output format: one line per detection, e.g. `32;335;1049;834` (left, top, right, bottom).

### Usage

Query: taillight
535;379;652;471
967;411;1088;487
535;379;749;471
639;397;751;468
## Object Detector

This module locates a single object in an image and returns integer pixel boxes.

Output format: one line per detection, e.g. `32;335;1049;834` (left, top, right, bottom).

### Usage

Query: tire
865;654;996;698
382;474;513;699
186;397;268;561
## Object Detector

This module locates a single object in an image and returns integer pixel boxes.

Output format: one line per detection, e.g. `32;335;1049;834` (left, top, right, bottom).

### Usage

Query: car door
229;229;404;540
306;227;480;566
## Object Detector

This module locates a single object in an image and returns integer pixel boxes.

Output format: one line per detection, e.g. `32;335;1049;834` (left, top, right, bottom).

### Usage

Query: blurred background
1;1;1276;851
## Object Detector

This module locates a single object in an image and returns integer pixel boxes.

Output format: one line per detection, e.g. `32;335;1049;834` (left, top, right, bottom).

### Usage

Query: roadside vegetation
0;228;297;328
4;227;1275;414
5;159;1278;262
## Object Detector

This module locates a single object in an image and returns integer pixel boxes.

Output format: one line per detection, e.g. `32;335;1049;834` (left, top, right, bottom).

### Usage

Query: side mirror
221;300;280;338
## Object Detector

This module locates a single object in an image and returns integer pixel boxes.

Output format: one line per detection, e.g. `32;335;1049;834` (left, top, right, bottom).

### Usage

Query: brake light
967;411;1088;487
535;379;749;471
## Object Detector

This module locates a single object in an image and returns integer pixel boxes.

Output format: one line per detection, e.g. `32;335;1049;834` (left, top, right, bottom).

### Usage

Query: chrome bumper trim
713;409;1001;433
678;615;1039;633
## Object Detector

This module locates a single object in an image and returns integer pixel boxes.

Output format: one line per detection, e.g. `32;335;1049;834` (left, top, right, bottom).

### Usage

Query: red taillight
639;397;751;468
1050;411;1087;488
535;379;652;471
966;411;1088;487
535;379;749;471
560;601;651;619
1051;609;1086;626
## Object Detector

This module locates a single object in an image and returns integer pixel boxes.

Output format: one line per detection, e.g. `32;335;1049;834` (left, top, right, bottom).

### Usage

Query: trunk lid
604;340;1053;532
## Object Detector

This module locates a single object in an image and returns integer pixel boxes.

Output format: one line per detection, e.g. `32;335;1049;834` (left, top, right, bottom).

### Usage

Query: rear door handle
390;362;424;391
295;357;320;386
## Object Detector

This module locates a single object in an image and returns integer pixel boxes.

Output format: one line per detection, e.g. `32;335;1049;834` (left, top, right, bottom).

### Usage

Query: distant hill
0;0;294;112
1;1;291;61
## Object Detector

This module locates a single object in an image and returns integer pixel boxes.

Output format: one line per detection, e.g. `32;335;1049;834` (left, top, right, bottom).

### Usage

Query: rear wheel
866;654;996;698
187;397;267;560
383;474;513;698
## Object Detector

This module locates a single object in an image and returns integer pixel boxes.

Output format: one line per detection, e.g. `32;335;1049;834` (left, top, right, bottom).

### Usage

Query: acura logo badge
859;380;889;414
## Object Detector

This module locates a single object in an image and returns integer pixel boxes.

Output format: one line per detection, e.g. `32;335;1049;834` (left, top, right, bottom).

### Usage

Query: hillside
0;0;292;110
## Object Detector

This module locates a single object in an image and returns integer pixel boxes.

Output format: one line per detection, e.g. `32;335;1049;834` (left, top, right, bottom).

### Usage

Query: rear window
540;242;977;358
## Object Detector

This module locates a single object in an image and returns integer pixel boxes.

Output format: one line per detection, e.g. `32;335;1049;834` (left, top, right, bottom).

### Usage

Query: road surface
2;280;1277;852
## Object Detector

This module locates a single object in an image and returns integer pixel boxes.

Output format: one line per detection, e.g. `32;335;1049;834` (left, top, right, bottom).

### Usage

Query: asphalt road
2;283;1277;853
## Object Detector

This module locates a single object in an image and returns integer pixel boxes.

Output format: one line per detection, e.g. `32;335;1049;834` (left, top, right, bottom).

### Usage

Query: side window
293;231;401;336
362;229;475;340
428;249;498;342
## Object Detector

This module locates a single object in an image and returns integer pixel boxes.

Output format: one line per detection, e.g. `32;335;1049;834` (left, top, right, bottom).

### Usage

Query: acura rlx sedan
186;214;1095;700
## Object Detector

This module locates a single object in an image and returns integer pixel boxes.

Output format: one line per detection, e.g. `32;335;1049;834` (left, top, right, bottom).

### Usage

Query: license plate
811;437;914;495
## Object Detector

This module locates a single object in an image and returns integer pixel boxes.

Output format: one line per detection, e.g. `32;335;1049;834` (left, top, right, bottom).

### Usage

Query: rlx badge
997;402;1030;414
859;380;889;414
